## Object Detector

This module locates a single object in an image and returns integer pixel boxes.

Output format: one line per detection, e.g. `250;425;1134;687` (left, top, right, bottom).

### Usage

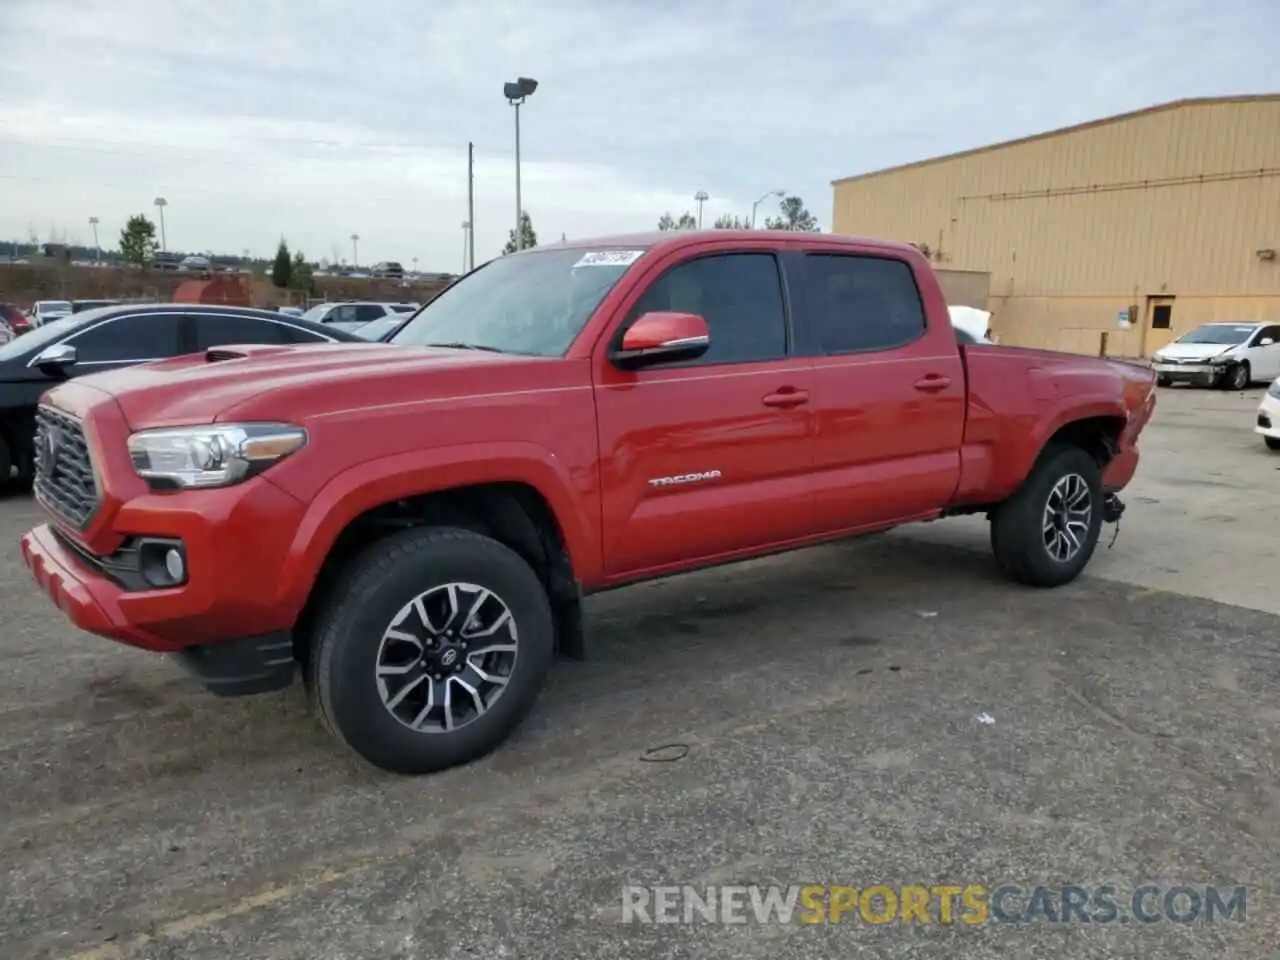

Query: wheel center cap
438;647;458;667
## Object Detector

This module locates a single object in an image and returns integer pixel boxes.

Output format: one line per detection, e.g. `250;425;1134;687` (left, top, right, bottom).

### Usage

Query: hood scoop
205;344;294;363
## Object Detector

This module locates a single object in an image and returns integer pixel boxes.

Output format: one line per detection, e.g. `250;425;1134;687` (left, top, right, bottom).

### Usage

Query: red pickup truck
20;231;1156;775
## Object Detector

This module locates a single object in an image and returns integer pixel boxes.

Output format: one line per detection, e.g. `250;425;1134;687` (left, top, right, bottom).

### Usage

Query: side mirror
1259;337;1275;346
34;343;77;370
611;311;710;369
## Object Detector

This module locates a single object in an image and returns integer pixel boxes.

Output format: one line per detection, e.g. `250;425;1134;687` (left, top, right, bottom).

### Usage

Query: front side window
625;253;787;365
391;248;643;356
67;314;180;362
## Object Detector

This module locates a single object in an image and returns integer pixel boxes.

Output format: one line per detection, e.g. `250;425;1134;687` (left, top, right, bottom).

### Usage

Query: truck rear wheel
307;526;555;775
989;444;1103;587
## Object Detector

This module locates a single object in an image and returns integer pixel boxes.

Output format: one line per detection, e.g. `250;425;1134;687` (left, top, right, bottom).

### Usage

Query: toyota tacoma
20;230;1157;775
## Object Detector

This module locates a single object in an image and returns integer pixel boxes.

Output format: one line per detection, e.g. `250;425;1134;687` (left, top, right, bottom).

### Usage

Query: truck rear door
786;248;966;530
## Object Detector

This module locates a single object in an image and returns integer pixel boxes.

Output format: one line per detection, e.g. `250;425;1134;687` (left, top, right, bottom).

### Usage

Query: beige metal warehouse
831;95;1280;357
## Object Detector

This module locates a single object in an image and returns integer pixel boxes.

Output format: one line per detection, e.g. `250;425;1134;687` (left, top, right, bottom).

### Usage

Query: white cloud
0;0;1275;266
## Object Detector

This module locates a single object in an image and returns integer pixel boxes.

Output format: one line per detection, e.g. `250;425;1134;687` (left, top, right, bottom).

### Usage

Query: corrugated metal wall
831;98;1280;354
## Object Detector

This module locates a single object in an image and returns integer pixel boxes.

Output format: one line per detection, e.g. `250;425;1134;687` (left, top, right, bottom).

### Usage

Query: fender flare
274;441;598;616
1025;396;1129;472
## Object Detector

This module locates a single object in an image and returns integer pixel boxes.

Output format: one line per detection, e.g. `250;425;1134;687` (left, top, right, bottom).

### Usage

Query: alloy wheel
374;582;519;733
1042;473;1092;563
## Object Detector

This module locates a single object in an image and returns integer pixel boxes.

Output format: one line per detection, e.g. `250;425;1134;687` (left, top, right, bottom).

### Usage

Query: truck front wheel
989;444;1104;587
307;527;555;775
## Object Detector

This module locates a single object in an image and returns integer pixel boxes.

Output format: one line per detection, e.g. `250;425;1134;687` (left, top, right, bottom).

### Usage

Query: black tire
1155;374;1171;387
990;444;1104;587
1266;437;1280;452
307;526;555;775
1223;362;1250;391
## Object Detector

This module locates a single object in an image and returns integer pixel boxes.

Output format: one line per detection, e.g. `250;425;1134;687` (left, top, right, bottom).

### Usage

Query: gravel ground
1;385;1277;959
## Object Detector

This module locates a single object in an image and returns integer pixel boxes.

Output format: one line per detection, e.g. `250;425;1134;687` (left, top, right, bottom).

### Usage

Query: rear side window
195;314;287;349
801;254;926;354
355;304;387;323
276;323;332;344
627;253;787;365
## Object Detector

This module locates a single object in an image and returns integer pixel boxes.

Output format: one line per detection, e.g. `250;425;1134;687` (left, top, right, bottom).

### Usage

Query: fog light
164;548;185;582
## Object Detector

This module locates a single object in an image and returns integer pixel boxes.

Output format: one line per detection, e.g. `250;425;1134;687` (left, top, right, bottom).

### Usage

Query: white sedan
1257;378;1280;451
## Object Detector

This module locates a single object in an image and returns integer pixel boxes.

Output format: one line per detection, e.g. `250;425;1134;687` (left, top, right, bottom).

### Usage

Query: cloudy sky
1;0;1275;271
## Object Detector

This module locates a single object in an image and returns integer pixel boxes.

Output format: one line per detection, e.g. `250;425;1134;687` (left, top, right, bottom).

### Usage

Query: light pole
503;77;538;251
461;221;471;272
88;216;100;263
152;196;168;251
694;190;709;228
751;189;785;229
350;232;359;267
412;256;419;275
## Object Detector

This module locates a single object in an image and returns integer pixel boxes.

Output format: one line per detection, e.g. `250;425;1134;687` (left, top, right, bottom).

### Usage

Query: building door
1142;296;1177;356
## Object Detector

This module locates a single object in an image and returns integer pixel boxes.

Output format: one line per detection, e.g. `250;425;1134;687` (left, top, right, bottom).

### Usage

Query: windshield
38;301;72;313
301;304;333;323
355;317;402;340
390;247;645;356
0;312;96;361
1176;324;1257;345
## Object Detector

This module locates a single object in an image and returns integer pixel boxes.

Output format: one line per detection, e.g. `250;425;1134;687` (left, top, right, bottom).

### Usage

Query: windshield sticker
574;250;645;268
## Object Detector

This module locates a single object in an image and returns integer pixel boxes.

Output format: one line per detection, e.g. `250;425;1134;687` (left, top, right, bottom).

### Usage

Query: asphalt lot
2;385;1279;959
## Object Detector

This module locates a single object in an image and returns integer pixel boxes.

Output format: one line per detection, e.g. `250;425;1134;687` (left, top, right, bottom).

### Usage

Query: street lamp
503;76;538;251
153;197;168;251
461;221;471;272
350;232;360;267
694;190;709;228
88;216;100;263
751;189;785;229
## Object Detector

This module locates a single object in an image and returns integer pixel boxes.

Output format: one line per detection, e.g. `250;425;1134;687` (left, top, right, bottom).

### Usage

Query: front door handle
913;375;951;392
762;388;810;408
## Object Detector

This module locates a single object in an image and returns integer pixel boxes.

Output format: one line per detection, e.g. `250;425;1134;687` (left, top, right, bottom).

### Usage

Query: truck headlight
127;423;307;489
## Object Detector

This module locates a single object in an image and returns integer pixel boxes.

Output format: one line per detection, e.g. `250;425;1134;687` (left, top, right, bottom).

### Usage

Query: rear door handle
762;388;810;408
913;375;951;392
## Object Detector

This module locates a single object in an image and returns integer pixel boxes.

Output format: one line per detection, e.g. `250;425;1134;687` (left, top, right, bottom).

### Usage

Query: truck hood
1154;342;1236;361
71;342;564;428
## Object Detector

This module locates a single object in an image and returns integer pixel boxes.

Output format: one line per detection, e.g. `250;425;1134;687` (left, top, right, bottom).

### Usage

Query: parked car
372;261;405;279
0;303;363;486
329;314;410;341
0;302;31;336
19;231;1156;775
152;251;182;271
1152;322;1280;389
180;255;212;272
1257;377;1280;451
30;300;73;327
277;306;305;318
300;301;408;325
71;299;121;313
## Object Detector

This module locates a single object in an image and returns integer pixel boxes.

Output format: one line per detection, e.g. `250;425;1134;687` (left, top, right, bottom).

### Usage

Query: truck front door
788;249;966;530
593;249;815;577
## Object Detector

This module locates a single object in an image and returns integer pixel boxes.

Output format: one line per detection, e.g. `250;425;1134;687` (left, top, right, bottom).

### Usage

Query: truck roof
538;229;921;257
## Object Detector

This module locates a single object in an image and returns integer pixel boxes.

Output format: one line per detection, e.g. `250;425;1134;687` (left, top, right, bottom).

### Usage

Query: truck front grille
33;406;101;530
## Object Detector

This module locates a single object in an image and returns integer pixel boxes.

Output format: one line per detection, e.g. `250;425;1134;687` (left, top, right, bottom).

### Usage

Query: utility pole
467;141;476;272
88;216;100;263
350;232;359;267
